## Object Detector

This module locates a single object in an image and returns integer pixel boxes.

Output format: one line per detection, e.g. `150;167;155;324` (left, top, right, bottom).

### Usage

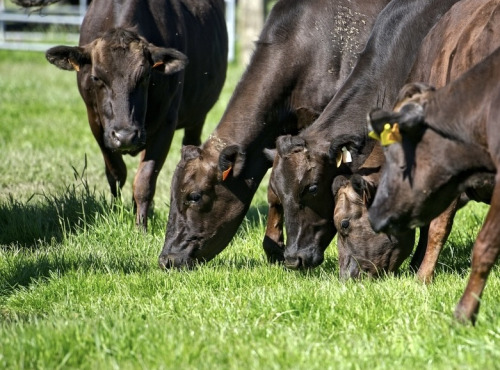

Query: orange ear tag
222;166;232;181
69;59;80;72
153;61;164;69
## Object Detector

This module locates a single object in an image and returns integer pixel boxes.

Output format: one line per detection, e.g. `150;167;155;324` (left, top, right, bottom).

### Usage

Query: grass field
1;50;499;369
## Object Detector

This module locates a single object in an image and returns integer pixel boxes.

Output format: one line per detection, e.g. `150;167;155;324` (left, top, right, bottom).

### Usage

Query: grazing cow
45;0;228;229
367;44;500;324
268;0;462;270
331;144;415;278
159;0;391;268
331;0;500;280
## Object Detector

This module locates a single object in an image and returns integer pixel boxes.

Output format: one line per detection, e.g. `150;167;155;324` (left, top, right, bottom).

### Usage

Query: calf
367;45;500;323
268;0;462;270
331;141;415;278
45;0;228;230
159;0;390;268
329;0;500;280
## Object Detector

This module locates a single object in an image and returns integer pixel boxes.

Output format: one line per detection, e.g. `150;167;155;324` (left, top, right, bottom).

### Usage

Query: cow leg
263;181;285;263
410;225;428;271
454;182;500;325
102;149;127;197
182;119;204;147
415;198;459;284
133;123;177;231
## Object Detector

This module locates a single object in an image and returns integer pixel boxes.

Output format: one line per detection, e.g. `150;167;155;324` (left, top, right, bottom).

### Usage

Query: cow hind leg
415;199;459;283
454;182;500;325
263;181;285;263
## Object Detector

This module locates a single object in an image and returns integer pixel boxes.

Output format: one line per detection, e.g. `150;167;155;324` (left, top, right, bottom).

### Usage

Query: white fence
0;0;236;61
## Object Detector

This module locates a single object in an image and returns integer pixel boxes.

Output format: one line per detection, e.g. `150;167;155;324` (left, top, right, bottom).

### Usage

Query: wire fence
0;0;236;61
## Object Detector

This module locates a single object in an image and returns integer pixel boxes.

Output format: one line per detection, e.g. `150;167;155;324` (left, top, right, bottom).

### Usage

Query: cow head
269;134;366;269
45;28;187;155
333;174;415;279
367;82;492;234
159;141;253;268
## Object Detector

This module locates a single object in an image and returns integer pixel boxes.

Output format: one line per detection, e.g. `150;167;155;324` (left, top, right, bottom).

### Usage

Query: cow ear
276;135;306;157
149;46;188;74
181;145;202;162
368;108;398;137
350;174;377;206
46;45;90;71
219;145;246;181
396;102;426;134
263;148;277;163
331;175;350;198
396;82;435;104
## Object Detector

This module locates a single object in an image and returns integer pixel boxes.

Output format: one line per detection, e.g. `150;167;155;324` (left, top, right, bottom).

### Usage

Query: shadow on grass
0;159;108;248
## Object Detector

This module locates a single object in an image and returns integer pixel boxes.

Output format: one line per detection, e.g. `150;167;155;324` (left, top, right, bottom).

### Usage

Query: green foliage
1;50;499;369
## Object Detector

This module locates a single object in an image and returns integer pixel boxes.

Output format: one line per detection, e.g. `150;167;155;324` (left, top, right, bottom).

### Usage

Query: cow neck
300;0;464;152
425;46;500;150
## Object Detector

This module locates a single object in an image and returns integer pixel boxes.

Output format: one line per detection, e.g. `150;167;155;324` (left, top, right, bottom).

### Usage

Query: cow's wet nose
284;255;303;270
111;128;140;148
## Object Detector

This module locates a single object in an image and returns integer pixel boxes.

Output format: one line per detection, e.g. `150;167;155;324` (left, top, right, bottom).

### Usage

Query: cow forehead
91;38;146;66
276;151;315;186
179;156;217;188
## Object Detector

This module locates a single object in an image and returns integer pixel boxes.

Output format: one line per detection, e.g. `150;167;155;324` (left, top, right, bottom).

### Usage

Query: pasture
1;50;499;369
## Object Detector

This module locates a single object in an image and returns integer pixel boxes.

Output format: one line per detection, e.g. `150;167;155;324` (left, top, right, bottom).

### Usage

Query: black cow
332;0;500;280
367;45;500;323
159;0;390;268
268;0;463;270
45;0;228;229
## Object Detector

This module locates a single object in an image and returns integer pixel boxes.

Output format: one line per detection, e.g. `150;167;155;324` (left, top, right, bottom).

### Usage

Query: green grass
1;50;499;369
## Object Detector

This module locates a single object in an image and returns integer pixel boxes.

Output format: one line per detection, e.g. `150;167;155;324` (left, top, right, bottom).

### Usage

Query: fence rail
0;0;235;60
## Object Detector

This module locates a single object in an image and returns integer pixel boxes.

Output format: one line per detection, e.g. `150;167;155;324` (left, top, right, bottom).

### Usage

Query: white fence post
0;0;5;44
225;0;235;62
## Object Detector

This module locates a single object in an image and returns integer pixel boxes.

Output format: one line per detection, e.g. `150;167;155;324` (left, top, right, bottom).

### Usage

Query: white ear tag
341;146;352;164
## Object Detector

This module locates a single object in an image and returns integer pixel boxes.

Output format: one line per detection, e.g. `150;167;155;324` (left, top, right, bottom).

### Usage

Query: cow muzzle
158;252;196;270
106;127;146;153
283;249;324;270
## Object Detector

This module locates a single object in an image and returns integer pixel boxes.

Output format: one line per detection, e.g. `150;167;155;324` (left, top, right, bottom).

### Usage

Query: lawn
1;50;499;369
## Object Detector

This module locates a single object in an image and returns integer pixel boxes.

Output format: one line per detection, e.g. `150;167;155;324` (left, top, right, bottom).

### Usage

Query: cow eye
308;184;318;195
340;219;350;229
90;75;100;82
186;191;202;204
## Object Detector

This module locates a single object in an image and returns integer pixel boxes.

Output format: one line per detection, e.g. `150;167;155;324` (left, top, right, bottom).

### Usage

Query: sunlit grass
1;50;499;369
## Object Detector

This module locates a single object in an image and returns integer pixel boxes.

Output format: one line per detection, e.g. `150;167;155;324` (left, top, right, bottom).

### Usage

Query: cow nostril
158;255;173;270
285;256;303;270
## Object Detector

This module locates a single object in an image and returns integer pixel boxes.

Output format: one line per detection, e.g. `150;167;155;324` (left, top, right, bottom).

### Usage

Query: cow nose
284;255;303;270
110;128;140;148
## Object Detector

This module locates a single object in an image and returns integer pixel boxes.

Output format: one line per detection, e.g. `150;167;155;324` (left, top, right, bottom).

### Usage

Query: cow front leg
415;198;459;283
263;181;285;263
133;126;176;231
102;150;127;198
454;183;500;325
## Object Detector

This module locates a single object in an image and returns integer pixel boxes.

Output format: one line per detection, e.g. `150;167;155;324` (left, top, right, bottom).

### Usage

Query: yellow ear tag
222;166;232;181
380;123;402;146
368;130;380;141
336;151;342;168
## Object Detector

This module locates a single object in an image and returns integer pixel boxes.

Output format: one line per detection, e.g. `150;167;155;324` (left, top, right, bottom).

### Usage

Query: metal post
0;0;5;44
225;0;235;62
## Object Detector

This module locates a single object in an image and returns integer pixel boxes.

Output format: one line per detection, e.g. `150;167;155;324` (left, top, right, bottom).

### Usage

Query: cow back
408;0;500;88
